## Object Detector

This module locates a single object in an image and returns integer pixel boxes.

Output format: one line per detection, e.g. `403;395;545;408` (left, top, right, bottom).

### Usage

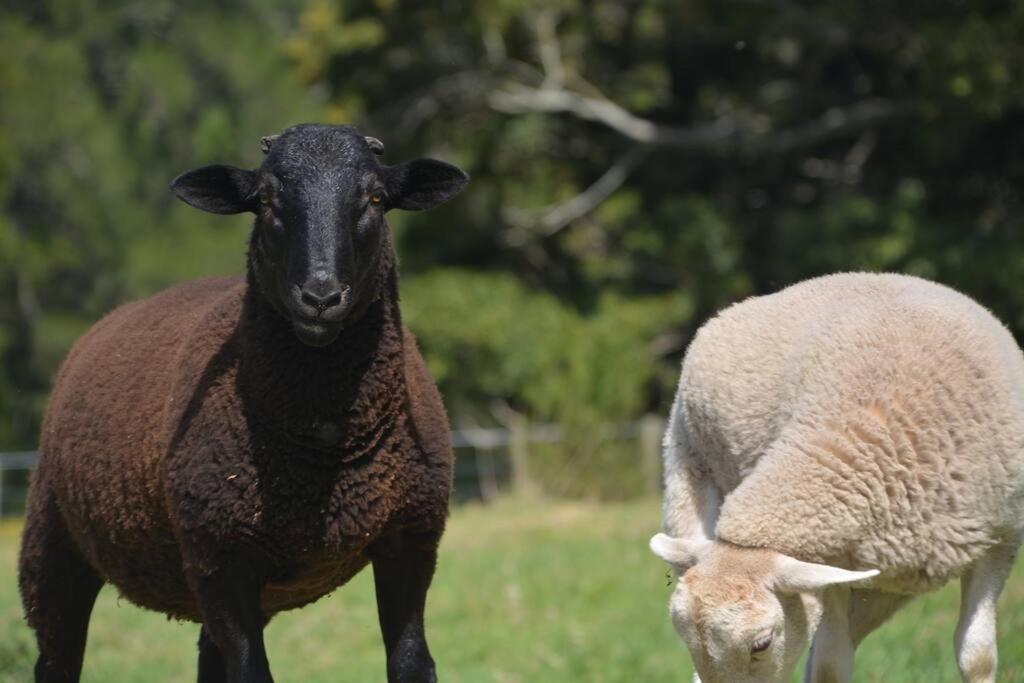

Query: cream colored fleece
666;273;1024;594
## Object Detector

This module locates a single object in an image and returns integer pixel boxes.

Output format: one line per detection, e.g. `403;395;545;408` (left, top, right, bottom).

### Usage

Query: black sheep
18;123;468;683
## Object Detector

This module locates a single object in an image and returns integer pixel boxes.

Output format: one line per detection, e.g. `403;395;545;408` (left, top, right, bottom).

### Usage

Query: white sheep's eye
751;633;773;655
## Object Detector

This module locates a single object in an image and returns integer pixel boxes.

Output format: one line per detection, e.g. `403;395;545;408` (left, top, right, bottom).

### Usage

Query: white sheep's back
680;272;1024;593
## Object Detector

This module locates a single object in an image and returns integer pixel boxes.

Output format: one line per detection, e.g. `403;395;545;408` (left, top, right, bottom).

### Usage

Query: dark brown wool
22;245;450;618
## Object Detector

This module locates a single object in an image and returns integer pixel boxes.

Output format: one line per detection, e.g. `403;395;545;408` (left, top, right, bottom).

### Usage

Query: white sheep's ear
649;533;712;571
773;554;879;593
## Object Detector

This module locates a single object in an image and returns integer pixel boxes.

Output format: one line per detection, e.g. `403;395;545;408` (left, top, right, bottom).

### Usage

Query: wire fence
0;416;666;517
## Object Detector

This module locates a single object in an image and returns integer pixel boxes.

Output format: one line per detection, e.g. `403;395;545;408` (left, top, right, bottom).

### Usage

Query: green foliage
403;270;688;496
4;1;1024;500
0;0;319;448
404;269;689;424
279;0;1024;497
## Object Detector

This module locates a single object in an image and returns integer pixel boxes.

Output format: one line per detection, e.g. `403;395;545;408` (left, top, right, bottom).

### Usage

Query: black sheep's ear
385;159;469;211
170;165;260;215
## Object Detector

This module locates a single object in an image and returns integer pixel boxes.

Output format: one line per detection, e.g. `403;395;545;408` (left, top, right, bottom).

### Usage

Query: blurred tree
281;0;1024;493
3;0;1024;497
0;0;323;447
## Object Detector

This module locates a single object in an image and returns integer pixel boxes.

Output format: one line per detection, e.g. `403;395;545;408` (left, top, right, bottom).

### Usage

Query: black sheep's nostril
301;287;344;313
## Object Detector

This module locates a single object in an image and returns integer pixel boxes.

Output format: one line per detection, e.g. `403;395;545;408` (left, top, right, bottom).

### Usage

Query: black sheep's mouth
291;316;343;347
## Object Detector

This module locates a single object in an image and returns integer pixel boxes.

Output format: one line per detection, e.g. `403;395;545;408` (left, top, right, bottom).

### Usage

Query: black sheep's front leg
197;626;227;683
370;531;441;683
191;561;273;683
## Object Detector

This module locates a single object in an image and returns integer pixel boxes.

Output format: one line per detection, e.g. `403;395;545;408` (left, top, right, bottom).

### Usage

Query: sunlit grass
0;498;1021;682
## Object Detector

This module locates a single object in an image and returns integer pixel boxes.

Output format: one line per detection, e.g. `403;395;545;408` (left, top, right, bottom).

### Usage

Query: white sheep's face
650;534;879;683
667;569;811;683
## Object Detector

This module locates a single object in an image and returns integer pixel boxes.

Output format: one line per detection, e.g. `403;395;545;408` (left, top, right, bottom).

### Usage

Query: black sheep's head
170;123;468;347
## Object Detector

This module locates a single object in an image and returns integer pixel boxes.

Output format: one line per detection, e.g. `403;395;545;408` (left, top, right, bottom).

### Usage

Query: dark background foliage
2;0;1023;494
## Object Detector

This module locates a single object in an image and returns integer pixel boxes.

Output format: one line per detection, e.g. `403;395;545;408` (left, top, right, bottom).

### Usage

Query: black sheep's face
170;123;468;347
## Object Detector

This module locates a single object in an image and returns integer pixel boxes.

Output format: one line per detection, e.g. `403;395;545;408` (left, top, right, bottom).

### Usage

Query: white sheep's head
649;533;878;683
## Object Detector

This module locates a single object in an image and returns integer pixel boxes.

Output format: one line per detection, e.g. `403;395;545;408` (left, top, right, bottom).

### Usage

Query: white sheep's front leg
954;543;1018;683
805;587;854;683
661;399;721;543
807;590;911;683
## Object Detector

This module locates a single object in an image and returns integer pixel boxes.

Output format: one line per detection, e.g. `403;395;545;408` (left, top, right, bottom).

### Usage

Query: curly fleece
667;273;1024;593
20;245;452;623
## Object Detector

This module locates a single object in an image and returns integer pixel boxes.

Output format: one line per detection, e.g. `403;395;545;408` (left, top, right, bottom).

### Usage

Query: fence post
507;413;534;495
639;413;664;495
476;449;500;502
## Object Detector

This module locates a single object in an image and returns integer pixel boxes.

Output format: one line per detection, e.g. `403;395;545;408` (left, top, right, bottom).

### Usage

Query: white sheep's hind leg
954;543;1018;683
805;587;854;683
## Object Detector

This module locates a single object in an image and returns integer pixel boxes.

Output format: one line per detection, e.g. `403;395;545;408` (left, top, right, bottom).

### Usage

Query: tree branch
490;83;740;148
503;147;648;235
489;81;912;155
746;100;909;154
533;9;566;88
487;13;912;234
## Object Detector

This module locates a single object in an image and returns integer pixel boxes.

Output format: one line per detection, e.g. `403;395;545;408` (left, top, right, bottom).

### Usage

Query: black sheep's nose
300;281;345;313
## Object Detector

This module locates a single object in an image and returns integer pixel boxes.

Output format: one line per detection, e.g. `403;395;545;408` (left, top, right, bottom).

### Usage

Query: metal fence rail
0;416;665;516
0;451;37;518
0;452;38;470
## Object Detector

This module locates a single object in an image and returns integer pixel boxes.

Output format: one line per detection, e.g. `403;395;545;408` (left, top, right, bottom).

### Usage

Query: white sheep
650;272;1024;683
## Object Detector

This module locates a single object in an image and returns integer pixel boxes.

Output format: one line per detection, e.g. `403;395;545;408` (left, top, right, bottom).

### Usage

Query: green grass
0;498;1022;682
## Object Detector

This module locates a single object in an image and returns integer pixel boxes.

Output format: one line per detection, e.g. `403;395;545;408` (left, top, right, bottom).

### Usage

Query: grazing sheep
650;272;1024;683
19;123;468;683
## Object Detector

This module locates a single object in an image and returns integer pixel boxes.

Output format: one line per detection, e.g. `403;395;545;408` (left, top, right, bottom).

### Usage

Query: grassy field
0;497;1022;682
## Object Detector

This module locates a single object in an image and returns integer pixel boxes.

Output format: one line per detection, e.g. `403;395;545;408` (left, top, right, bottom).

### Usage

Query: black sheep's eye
259;190;271;206
370;193;383;206
751;634;773;655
